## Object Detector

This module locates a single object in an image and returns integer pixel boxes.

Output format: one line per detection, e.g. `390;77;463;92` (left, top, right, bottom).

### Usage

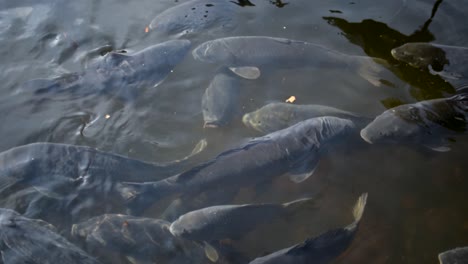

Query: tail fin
346;193;368;231
349;57;388;87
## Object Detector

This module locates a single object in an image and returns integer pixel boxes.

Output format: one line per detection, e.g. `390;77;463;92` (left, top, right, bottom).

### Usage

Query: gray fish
391;43;468;82
248;193;367;264
438;247;468;264
192;36;387;85
242;102;368;134
169;197;312;241
0;208;101;264
71;214;209;264
360;93;468;152
202;68;241;128
26;39;191;101
118;116;357;215
149;0;236;37
0;141;206;227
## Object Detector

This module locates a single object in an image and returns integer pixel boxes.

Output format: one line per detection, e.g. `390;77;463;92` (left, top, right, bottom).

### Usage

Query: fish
360;93;468;152
118;116;357;215
391;43;468;82
169;197;313;242
202;68;241;128
149;0;236;37
248;193;368;264
0;208;101;264
242;102;370;134
71;214;210;264
192;36;388;85
0;141;206;227
438;247;468;264
24;39;191;101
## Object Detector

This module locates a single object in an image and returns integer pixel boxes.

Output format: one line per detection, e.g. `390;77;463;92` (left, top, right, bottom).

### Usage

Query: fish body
391;42;468;81
202;68;241;128
0;208;101;264
71;214;208;264
120;117;357;215
149;0;236;37
248;193;367;264
438;247;468;264
169;198;311;241
0;141;206;227
193;36;385;85
243;102;368;134
27;39;191;101
360;94;468;151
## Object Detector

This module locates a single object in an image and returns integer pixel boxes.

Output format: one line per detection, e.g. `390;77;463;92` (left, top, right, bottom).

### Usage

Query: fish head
192;39;235;64
391;43;448;71
169;213;201;240
71;221;92;240
242;103;291;133
360;105;426;144
0;208;20;227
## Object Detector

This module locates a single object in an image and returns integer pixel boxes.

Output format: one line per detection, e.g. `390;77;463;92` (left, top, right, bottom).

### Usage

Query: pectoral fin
287;161;319;183
204;241;219;262
229;66;260;80
425;144;451;152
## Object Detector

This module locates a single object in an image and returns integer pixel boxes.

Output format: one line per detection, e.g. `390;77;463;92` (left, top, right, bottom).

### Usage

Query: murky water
0;0;467;263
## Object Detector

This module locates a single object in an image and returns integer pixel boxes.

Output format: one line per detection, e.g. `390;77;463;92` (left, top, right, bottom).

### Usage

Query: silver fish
0;141;206;228
0;208;101;264
71;214;209;264
118;117;357;215
193;36;387;85
360;94;468;152
438;247;468;264
169;197;312;241
248;193;367;264
202;68;241;128
26;39;191;101
391;42;468;82
149;0;236;37
243;102;367;134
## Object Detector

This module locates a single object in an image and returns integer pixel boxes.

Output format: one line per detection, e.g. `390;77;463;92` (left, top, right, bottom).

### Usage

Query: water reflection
323;0;457;103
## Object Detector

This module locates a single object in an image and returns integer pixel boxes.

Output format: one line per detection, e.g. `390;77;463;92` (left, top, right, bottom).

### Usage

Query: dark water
0;0;467;263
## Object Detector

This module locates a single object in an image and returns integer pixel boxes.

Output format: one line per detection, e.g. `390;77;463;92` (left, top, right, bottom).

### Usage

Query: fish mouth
360;129;374;144
241;114;252;128
203;121;220;129
390;48;398;59
71;224;79;237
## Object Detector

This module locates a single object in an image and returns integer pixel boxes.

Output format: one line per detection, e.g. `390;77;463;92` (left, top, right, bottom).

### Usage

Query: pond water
0;0;467;263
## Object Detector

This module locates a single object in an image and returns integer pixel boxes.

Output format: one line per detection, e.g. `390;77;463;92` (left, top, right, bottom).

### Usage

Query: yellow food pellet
105;114;110;119
285;96;296;103
145;26;149;33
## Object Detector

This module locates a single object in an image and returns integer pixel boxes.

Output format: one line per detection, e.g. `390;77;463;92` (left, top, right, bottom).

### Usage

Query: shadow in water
323;0;456;105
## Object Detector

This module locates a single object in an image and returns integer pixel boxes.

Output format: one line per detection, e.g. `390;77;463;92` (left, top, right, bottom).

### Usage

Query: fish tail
349;57;387;87
346;193;368;231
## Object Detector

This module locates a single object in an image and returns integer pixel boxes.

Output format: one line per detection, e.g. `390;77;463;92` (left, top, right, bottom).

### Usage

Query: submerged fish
243;102;368;134
0;208;101;264
248;193;368;264
360;94;468;152
170;197;312;241
149;0;236;37
202;68;241;128
192;36;387;85
25;39;191;101
71;214;209;264
438;247;468;264
119;116;357;215
0;141;206;226
391;43;468;82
